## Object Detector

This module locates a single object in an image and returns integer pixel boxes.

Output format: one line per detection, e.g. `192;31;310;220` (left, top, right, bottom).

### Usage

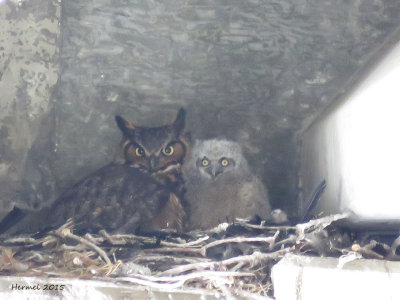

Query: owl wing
54;163;182;233
6;163;182;234
144;193;185;232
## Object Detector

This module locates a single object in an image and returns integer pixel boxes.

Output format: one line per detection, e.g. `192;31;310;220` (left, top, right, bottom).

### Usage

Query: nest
1;212;400;299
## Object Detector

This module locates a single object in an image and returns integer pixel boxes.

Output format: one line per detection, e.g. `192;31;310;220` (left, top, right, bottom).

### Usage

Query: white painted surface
272;254;400;300
299;36;400;223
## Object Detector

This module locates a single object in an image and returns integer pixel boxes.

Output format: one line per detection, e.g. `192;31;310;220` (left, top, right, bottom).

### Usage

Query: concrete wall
0;0;60;216
1;0;400;219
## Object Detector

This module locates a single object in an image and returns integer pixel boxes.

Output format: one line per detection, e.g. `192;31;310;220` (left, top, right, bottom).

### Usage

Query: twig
2;236;37;245
234;289;274;300
201;235;279;256
100;233;158;245
235;219;296;231
274;234;297;249
390;235;400;260
132;254;210;265
144;247;202;255
109;276;184;289
351;243;384;259
55;228;112;267
296;212;350;237
145;235;280;257
126;270;254;283
160;248;290;276
160;235;210;248
212;278;236;300
113;271;253;290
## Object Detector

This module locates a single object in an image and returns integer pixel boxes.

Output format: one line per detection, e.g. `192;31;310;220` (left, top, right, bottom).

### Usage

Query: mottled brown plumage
4;109;188;234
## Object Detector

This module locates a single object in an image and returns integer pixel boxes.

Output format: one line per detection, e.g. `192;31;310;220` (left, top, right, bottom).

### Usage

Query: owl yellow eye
162;145;174;156
135;147;145;157
201;158;209;167
221;159;229;167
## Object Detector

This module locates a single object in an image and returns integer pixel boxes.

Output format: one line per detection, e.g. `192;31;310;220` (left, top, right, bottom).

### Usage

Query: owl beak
207;167;222;179
213;169;223;178
149;156;157;172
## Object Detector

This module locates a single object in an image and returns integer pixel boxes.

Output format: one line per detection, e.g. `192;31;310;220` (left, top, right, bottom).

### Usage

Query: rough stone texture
1;0;400;217
0;0;60;215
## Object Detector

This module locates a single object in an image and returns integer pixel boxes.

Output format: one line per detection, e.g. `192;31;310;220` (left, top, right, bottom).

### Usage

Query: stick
160;248;290;276
145;234;281;257
55;228;112;267
296;212;350;237
113;271;253;290
160;235;210;248
200;235;278;256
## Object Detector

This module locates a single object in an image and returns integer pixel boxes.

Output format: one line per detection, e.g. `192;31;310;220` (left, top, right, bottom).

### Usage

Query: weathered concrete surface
1;0;400;217
53;0;400;215
272;254;400;300
0;0;60;214
0;276;239;300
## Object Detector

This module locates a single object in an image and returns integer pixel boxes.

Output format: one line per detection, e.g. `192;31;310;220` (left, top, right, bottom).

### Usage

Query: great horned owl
183;139;272;230
3;109;188;234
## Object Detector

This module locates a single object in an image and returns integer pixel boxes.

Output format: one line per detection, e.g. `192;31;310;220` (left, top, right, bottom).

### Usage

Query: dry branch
0;211;391;298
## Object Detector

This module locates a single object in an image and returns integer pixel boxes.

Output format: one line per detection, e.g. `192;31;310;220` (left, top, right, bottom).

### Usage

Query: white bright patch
272;254;400;300
335;40;400;219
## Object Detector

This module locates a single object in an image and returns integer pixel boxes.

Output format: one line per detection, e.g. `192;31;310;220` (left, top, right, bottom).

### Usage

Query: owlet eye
162;145;174;156
221;158;229;167
135;147;145;157
201;158;209;167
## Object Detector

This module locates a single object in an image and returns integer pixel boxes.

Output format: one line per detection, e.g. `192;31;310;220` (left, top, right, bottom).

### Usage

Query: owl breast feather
46;163;179;233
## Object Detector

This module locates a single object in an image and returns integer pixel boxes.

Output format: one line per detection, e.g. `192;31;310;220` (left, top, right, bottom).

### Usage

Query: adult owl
183;139;271;230
2;108;188;234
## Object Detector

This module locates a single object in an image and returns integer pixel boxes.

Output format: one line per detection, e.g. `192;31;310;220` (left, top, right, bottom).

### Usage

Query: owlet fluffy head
185;139;248;180
115;108;188;175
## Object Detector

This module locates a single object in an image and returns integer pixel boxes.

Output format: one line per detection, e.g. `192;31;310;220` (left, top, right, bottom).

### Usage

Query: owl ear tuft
115;115;135;136
172;108;186;136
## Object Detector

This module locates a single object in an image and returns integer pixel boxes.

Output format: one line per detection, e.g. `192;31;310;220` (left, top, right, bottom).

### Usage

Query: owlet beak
206;166;223;179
